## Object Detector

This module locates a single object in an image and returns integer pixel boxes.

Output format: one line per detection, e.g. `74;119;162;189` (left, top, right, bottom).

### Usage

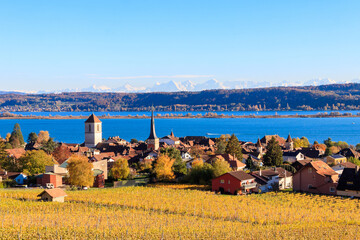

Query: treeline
1;83;360;112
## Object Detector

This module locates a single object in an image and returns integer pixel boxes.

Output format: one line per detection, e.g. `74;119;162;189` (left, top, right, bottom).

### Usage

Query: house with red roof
293;160;339;195
212;171;257;195
37;188;67;202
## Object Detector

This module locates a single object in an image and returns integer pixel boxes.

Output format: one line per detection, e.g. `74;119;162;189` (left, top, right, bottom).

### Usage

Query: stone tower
85;113;102;148
285;133;294;150
146;108;159;151
256;138;263;155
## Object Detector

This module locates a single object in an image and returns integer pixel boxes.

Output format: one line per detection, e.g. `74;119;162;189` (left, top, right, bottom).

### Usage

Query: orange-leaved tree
67;155;94;188
153;155;175;181
111;158;130;180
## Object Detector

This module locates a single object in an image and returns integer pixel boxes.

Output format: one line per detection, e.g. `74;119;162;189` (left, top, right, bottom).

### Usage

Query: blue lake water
0;117;360;145
8;110;360;117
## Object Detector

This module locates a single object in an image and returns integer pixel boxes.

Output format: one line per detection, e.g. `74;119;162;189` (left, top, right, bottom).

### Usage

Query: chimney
356;166;360;174
259;169;262;176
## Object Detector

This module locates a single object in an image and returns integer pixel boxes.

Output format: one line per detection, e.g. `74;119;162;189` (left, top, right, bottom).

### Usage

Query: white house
181;151;193;161
282;151;305;163
251;167;293;192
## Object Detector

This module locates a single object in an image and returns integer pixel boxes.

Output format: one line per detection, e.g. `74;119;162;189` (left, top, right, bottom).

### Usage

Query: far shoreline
0;113;359;120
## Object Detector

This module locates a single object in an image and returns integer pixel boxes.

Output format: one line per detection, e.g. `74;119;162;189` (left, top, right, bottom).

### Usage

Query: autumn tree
111;158;130;180
37;131;50;144
52;144;72;164
20;150;55;175
153;155;175;181
293;137;310;148
190;145;205;158
212;158;231;178
160;147;187;176
263;136;283;166
225;134;243;160
9;123;25;148
67;155;94;188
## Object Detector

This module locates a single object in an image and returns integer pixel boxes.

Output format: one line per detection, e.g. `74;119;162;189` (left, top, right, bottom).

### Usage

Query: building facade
85;114;102;148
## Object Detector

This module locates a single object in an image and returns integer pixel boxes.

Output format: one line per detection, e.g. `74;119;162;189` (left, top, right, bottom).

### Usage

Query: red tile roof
85;114;101;123
38;188;67;198
310;161;338;177
6;148;25;159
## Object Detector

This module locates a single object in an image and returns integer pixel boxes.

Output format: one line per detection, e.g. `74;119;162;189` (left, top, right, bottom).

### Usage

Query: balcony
242;182;257;189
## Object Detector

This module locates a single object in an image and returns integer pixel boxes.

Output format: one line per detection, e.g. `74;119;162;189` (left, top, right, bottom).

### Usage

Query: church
146;108;159;151
84;113;102;148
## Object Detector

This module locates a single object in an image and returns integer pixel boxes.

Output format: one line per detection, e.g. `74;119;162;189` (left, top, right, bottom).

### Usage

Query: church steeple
146;107;159;151
148;107;157;139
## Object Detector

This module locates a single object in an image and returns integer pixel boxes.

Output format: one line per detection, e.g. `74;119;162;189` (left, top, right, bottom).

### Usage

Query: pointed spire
286;133;293;143
256;138;262;147
170;129;175;138
148;106;158;139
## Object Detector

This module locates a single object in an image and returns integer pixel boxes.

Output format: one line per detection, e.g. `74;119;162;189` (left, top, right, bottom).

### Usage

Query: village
0;110;359;202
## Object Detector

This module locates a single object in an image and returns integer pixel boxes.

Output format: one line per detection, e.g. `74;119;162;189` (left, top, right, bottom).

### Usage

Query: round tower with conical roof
285;133;293;150
85;113;102;148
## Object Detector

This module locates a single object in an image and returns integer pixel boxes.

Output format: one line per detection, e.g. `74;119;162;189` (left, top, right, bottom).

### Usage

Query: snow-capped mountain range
11;78;360;94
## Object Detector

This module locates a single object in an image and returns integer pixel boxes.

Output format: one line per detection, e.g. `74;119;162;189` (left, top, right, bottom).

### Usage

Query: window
308;184;313;189
89;125;91;132
220;180;224;184
330;187;335;193
228;180;231;184
308;168;312;173
97;124;100;131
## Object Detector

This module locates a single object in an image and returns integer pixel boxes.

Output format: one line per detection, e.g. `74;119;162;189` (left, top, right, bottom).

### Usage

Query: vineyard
0;186;359;239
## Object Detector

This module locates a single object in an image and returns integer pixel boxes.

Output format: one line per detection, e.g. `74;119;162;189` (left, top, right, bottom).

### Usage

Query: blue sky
0;1;359;91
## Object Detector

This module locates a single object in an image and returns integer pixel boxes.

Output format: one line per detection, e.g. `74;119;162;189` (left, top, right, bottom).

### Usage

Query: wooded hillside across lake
2;83;360;112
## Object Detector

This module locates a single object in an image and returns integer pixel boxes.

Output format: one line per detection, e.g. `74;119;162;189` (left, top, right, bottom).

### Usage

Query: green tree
212;158;231;178
348;157;360;166
356;143;360;151
334;141;349;149
111;158;130;180
0;141;8;168
324;137;334;148
130;138;138;144
9;123;25;148
225;134;243;160
187;161;214;185
263;136;283;166
41;137;58;154
20;150;54;175
324;147;332;156
215;134;230;154
67;155;94;188
245;155;254;170
27;132;38;144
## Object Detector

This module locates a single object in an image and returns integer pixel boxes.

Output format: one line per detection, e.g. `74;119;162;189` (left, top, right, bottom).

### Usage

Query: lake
0;115;360;145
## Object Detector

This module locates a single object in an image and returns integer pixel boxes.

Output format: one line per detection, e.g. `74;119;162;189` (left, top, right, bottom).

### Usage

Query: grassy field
0;186;359;239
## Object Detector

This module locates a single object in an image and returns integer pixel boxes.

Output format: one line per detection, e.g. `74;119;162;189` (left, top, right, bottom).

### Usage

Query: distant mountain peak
23;77;360;94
